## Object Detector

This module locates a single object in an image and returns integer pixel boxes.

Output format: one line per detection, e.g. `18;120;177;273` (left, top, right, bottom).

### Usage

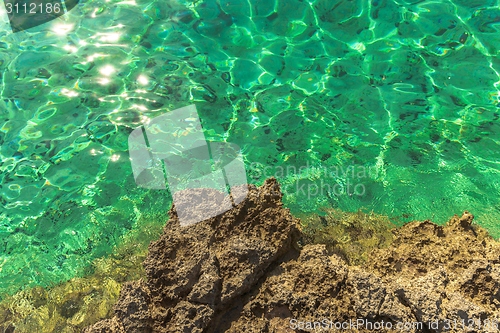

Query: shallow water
0;0;500;297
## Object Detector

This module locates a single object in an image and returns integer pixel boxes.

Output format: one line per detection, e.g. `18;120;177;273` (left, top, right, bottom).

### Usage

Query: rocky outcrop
85;179;500;333
84;178;301;333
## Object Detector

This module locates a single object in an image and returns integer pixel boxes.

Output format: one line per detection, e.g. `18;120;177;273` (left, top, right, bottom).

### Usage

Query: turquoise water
1;0;500;295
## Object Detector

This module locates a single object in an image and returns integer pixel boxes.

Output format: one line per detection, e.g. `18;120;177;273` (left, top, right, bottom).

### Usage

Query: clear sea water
1;0;500;299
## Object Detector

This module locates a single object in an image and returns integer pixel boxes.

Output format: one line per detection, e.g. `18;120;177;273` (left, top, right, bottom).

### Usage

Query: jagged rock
364;211;500;332
85;179;500;333
215;244;348;333
114;281;152;332
85;178;301;332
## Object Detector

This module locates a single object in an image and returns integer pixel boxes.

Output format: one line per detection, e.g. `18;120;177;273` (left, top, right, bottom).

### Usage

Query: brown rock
85;185;500;333
114;281;152;332
86;178;301;332
83;317;124;333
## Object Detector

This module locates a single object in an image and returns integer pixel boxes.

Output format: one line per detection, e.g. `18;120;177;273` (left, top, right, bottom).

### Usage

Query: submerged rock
85;180;500;333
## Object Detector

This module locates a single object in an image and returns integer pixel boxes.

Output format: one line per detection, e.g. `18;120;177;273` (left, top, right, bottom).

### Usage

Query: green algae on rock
298;208;396;265
0;216;163;333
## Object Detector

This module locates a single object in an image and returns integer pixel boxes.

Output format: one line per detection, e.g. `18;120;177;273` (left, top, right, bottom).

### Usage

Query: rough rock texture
84;178;301;333
85;179;500;333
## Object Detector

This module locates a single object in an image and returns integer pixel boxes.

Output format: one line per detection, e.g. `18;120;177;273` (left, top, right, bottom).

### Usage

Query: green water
1;0;500;295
